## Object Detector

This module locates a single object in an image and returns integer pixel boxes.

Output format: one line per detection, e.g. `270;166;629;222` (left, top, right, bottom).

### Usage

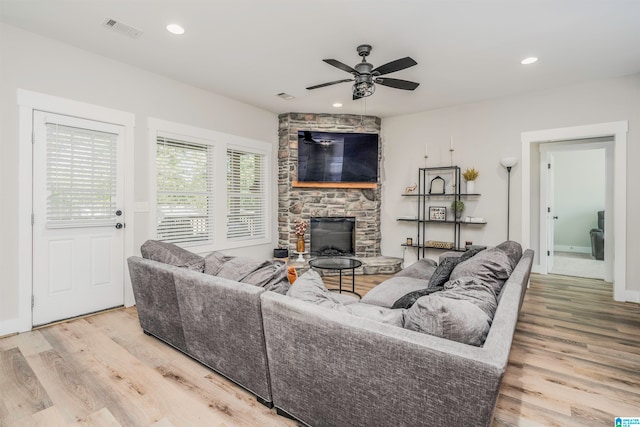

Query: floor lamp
500;157;518;241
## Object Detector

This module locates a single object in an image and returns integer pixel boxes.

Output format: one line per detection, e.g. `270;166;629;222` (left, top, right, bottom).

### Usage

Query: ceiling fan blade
323;59;358;74
306;78;353;90
375;77;420;91
372;57;417;76
353;93;363;101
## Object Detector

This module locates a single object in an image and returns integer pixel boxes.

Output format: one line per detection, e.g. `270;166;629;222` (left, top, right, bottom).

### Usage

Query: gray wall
381;72;640;293
0;24;278;328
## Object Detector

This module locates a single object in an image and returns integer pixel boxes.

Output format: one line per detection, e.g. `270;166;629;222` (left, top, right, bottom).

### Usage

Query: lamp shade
500;157;518;168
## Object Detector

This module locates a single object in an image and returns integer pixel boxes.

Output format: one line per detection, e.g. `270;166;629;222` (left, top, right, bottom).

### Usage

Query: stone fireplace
278;113;401;274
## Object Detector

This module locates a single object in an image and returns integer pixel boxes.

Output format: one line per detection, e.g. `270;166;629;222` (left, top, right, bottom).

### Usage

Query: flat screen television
297;131;379;183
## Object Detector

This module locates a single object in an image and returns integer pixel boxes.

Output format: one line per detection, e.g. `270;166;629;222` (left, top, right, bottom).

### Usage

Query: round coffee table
308;257;362;297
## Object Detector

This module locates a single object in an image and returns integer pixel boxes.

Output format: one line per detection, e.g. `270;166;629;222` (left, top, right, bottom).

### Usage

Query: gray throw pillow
203;251;233;275
449;247;513;294
140;240;205;271
494;241;523;270
404;294;492;346
442;277;498;320
428;248;484;288
391;286;444;309
394;258;437;280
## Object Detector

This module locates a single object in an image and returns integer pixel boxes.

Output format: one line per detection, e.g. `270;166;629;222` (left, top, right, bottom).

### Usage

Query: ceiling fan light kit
307;44;419;100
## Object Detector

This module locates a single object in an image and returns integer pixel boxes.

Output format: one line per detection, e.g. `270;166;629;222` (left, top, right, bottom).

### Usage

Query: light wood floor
1;273;639;426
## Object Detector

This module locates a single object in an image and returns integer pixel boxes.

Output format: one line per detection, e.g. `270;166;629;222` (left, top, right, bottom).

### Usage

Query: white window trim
148;118;272;255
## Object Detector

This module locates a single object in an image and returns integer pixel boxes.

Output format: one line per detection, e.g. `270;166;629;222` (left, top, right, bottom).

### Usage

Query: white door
32;111;125;326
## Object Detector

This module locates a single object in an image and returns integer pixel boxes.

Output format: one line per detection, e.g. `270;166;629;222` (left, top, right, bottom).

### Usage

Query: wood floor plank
68;407;122;427
0;347;53;424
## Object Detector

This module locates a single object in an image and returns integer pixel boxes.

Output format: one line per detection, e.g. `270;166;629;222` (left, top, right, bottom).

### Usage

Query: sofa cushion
393;258;437;280
360;276;429;308
449;247;513;294
140;240;205;272
286;269;346;309
287;270;404;326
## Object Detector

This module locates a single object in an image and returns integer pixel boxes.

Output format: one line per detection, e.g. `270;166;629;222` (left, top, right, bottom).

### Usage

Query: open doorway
540;141;608;280
521;121;636;303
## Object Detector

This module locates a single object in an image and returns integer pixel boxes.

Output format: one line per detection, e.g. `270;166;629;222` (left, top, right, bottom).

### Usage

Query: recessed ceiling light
521;57;538;65
333;102;343;108
166;24;185;35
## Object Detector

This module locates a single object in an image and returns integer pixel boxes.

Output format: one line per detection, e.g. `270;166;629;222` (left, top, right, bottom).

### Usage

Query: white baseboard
0;318;21;338
554;245;591;254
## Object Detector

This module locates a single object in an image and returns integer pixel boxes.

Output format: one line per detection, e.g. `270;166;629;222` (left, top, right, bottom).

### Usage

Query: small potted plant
451;200;465;220
462;167;479;194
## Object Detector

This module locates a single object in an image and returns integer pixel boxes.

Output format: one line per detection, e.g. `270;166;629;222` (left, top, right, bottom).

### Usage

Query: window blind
46;123;118;227
226;149;266;240
156;136;215;245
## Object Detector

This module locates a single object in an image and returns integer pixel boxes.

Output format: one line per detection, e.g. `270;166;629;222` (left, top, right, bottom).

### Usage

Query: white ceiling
2;0;640;118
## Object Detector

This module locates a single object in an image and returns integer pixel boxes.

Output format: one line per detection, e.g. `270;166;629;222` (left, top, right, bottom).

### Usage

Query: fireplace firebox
310;217;356;257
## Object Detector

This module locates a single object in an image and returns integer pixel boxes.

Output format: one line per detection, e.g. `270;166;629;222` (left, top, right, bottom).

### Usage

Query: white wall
0;24;278;328
381;72;640;293
553;149;605;251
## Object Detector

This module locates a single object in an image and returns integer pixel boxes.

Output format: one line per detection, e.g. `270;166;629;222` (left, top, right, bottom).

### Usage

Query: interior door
32;111;125;326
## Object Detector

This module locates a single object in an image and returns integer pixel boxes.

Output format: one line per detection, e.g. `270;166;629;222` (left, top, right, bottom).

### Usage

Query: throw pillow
391;286;444;309
404;294;492;346
203;251;233;276
140;240;205;271
449;247;513;295
428;247;484;288
494;241;523;270
394;258;437;280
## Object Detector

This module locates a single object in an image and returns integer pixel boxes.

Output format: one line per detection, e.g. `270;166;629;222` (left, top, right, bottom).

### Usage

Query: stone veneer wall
278;113;382;258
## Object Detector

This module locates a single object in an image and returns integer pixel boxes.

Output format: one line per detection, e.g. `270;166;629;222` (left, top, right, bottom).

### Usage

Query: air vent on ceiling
102;18;143;39
276;92;295;100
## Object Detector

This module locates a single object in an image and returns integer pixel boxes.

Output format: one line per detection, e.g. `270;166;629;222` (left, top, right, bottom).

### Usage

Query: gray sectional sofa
128;239;533;426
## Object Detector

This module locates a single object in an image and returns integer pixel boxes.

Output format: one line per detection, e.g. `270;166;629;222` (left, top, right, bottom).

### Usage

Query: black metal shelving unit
399;166;486;260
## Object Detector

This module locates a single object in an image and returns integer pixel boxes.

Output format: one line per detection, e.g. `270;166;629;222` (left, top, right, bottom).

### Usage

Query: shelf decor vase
466;180;475;194
296;235;305;252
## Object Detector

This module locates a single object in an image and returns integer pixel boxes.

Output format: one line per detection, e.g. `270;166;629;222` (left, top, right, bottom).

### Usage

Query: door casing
17;89;136;333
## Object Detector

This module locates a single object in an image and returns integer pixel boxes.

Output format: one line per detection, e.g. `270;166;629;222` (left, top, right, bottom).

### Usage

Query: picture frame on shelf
429;206;446;221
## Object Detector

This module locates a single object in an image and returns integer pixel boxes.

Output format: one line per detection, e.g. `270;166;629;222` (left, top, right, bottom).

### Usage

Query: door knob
553;216;558;219
116;210;123;216
115;223;124;229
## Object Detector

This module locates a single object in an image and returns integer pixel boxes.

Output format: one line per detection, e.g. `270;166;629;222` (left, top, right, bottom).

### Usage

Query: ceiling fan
306;44;419;100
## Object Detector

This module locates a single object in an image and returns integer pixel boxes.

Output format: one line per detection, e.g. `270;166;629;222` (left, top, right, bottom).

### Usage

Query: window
155;136;215;246
46;123;118;227
227;148;266;240
150;118;271;251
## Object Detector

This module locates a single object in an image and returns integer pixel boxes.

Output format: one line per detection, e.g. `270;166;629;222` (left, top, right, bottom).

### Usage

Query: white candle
424;144;428;157
450;136;454;150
